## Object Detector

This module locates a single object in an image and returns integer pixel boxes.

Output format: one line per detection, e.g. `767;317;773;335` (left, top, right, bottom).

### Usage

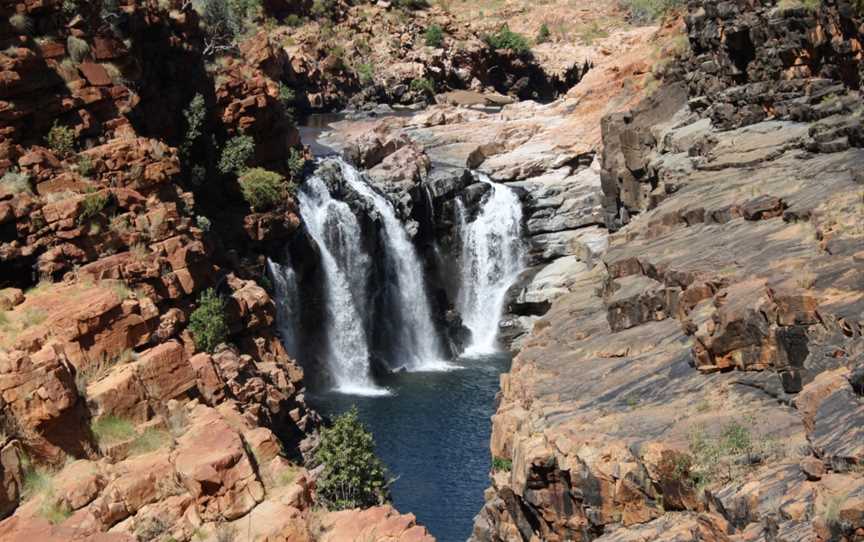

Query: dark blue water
309;352;510;542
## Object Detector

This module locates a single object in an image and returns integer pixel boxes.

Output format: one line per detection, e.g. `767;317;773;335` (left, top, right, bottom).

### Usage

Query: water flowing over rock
339;162;447;371
268;256;301;358
457;175;525;354
297;175;385;396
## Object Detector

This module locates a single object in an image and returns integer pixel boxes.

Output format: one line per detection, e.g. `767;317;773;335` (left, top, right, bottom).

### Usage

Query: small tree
484;25;530;55
356;63;374;86
424;24;443;47
189;288;229;353
67;35;90;63
77;191;109;225
46;122;76;155
286;148;305;182
217;134;255;175
536;23;551;44
239;167;285;211
182;94;207;155
410;77;435;96
314;407;389;510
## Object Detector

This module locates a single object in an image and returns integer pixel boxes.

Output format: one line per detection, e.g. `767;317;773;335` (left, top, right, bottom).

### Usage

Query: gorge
1;0;863;541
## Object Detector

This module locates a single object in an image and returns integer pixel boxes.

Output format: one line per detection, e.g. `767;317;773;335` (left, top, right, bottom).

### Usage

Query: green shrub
21;462;52;500
189;288;229;353
218;134;255;175
62;0;78;15
284;14;303;27
425;24;443;47
46;122;76;155
92;415;135;446
310;0;337;18
39;499;71;524
135;517;169;541
410;77;435;96
492;456;512;472
278;83;296;106
200;0;260;46
196;215;212;232
536;23;551;44
9;14;33;34
129;427;171;455
313;407;389;510
687;420;785;490
77;155;94;177
622;0;686;24
238;167;285;211
286;148;305;181
576;21;609;45
77;191;109;225
67;35;90;63
182;94;207;155
484;25;530;55
1;168;32;194
357;62;374;86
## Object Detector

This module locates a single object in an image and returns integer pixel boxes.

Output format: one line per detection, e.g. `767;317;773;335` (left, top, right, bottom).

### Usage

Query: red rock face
0;1;323;538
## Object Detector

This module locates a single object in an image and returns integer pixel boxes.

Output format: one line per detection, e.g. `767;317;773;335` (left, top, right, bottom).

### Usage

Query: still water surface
309;352;510;542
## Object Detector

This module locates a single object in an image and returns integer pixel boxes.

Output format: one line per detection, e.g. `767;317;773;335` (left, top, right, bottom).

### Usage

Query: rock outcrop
472;1;864;541
0;0;351;539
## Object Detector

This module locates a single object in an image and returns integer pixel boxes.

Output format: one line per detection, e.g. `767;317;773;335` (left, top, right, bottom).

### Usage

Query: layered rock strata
473;2;864;541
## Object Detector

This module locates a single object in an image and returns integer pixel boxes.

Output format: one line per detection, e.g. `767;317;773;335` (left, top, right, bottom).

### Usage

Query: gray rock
529;226;608;264
512;160;604;235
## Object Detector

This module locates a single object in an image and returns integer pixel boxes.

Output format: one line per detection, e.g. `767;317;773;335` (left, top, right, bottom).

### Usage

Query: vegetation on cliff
189;288;230;353
313;407;390;510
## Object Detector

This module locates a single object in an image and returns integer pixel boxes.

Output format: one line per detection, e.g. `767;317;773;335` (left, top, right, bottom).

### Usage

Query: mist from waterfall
339;161;449;371
297;174;388;396
457;174;524;355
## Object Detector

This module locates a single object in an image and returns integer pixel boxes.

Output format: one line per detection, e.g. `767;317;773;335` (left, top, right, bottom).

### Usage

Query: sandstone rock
318;505;435;542
800;457;825;481
78;63;112;87
173;406;264;521
0;289;24;311
0;344;88;461
0;440;25;518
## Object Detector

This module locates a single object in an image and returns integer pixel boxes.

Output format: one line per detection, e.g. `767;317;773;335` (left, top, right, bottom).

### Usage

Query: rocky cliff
471;1;864;541
0;0;433;540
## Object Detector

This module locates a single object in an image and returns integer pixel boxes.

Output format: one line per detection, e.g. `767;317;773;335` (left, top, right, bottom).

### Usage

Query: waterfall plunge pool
288;116;524;542
308;351;511;542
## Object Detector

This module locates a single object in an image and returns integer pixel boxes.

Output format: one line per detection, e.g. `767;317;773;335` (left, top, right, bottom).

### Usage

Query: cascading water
457;173;524;355
267;255;299;358
339;161;448;370
297;174;388;396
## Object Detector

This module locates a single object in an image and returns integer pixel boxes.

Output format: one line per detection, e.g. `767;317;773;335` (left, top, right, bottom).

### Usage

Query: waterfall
267;256;299;358
457;174;524;355
297;174;388;396
339;161;448;371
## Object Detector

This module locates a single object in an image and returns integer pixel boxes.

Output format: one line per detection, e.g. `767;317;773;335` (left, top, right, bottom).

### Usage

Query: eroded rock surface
471;2;864;541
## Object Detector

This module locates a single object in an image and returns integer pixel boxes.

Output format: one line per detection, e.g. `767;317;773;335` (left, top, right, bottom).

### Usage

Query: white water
339;161;450;371
267;255;299;358
297;174;389;396
457;174;524;355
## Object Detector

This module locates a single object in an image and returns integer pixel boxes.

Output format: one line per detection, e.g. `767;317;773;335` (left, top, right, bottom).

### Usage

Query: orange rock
319;505;435;542
173;406;264;521
78;63;112;87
